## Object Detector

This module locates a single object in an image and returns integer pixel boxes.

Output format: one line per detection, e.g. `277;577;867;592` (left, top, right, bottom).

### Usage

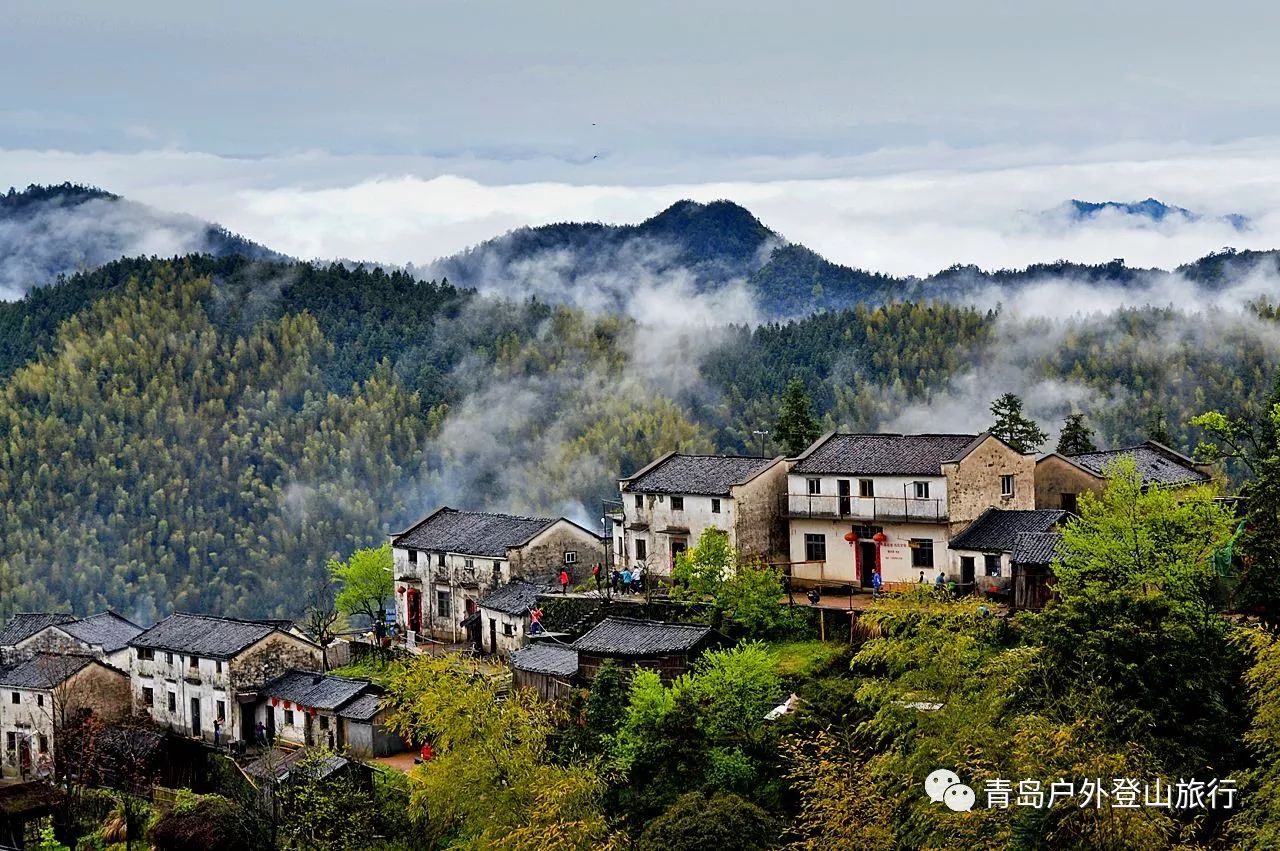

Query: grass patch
769;640;848;678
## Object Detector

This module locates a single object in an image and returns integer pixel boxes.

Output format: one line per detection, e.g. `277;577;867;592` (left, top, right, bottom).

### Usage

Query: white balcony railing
784;493;947;522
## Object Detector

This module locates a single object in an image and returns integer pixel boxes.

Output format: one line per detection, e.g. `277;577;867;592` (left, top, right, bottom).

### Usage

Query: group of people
611;564;644;594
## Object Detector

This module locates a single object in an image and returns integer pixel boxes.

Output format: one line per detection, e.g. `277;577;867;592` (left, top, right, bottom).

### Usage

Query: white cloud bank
5;139;1280;280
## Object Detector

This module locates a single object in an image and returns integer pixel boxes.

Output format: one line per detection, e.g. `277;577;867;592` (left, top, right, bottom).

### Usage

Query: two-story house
1035;440;1214;511
129;614;321;745
0;612;142;669
0;653;131;779
614;453;788;577
785;432;1035;585
391;507;604;642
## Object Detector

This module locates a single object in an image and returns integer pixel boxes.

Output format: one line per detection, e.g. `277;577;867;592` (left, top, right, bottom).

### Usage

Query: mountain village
0;426;1217;843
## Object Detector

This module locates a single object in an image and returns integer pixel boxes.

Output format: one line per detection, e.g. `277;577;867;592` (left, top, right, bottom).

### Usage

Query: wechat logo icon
926;768;976;812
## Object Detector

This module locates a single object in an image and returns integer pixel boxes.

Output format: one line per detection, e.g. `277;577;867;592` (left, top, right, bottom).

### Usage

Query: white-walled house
129;614;321;745
0;654;131;779
614;453;788;578
253;669;402;758
391;507;605;643
947;508;1068;594
476;580;544;658
785;432;1036;586
0;612;142;669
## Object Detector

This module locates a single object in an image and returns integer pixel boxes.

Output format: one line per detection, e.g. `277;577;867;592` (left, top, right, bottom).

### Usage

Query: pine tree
1056;413;1097;455
775;378;820;456
1147;406;1172;445
989;393;1049;453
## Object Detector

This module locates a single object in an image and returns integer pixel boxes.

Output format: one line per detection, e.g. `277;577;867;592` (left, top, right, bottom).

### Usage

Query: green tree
275;749;381;850
638;791;778;851
330;544;393;631
988;392;1048;453
775;377;820;456
1147;405;1172;445
1055;412;1097;455
672;528;737;599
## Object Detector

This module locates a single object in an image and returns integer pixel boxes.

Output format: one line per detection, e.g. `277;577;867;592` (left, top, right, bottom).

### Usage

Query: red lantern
270;697;279;707
308;707;318;716
283;701;292;710
844;531;857;543
420;742;435;762
872;532;888;543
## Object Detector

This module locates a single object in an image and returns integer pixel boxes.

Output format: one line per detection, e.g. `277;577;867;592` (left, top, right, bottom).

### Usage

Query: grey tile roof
791;433;978;476
478;580;545;615
623;454;777;496
130;613;282;659
261;669;374;711
58;612;143;653
950;509;1068;553
0;613;76;647
0;653;96;689
572;616;712;656
511;643;579;677
245;747;350;782
1013;532;1065;566
393;507;557;557
1066;442;1211;487
337;693;383;722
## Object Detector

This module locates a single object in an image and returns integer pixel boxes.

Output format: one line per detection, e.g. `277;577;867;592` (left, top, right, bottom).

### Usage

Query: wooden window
37;735;47;754
806;478;822;495
167;692;176;712
859;479;874;497
437;590;452;617
503;622;514;636
985;553;1002;577
284;709;294;726
711;498;721;513
5;733;15;752
408;549;418;564
215;660;223;674
911;539;935;568
635;539;647;560
36;694;43;708
913;481;930;499
1000;475;1014;498
634;494;643;510
188;655;199;669
137;648;154;661
216;700;226;721
804;533;827;562
165;652;174;665
9;692;17;705
670;496;684;511
1061;492;1078;513
143;687;153;706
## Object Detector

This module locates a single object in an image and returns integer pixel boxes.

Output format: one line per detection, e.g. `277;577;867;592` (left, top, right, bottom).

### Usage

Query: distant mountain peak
2;182;120;212
1059;197;1249;231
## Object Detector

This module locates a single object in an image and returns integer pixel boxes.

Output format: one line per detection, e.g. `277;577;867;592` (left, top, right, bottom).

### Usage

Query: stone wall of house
507;524;605;585
1033;456;1103;510
732;460;788;561
66;664;132;723
944;437;1035;533
230;635;321;694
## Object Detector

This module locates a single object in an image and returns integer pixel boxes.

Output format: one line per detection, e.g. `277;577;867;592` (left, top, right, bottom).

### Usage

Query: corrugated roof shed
260;669;373;711
950;509;1068;553
0;653;96;688
1067;443;1210;486
393;508;557;557
478;580;544;615
59;612;143;653
1013;532;1065;566
623;454;777;496
0;614;77;647
130;613;284;659
572;617;712;656
511;643;579;677
791;433;978;476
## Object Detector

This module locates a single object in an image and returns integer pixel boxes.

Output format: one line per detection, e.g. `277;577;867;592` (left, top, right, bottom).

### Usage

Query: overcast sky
6;1;1280;273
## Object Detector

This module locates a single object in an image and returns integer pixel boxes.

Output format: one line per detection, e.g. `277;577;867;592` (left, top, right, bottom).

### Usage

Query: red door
406;589;422;632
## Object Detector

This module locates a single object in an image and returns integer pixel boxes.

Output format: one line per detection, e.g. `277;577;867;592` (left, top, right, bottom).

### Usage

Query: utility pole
752;429;770;458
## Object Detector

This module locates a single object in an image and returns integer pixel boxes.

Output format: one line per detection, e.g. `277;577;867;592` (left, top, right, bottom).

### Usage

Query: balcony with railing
783;492;947;523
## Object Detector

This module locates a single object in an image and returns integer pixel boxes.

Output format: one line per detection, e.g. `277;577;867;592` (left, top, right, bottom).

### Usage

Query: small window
913;481;930;500
5;733;14;752
804;533;827;562
143;687;154;706
166;652;174;665
711;498;721;513
859;479;874;498
985;553;1002;577
437;552;445;567
137;648;154;661
319;715;329;730
911;539;935;568
463;557;474;570
284;709;294;725
615;537;623;555
502;622;514;636
408;549;418;564
188;655;199;669
1000;475;1014;498
37;735;47;754
807;478;822;495
215;660;223;674
168;692;177;712
1061;492;1078;513
36;694;43;708
437;590;452;617
670;496;685;511
564;551;578;564
635;539;647;560
216;700;226;721
9;692;17;705
634;494;643;510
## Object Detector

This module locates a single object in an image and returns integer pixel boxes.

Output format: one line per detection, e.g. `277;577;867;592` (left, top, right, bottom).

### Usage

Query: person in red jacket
559;568;570;594
592;562;602;594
